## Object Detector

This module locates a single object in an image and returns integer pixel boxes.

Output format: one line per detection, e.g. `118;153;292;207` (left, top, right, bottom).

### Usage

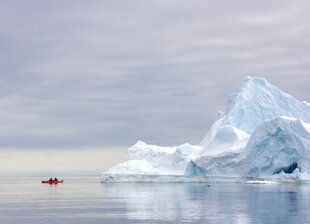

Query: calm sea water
0;176;310;224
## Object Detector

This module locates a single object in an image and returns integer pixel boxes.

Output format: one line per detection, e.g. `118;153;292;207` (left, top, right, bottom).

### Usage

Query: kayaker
54;177;58;181
49;178;53;181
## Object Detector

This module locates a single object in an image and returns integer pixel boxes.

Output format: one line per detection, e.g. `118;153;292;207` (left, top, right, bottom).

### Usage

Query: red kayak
42;180;63;184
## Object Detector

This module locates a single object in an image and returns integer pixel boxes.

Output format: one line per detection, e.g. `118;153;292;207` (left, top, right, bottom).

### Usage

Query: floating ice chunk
245;180;278;184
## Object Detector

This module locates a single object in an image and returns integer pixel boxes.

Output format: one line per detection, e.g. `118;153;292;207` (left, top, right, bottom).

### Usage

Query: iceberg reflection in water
101;183;310;223
0;177;310;223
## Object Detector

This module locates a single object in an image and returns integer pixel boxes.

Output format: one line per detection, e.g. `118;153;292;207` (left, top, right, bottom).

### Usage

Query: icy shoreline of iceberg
105;141;203;176
102;77;310;183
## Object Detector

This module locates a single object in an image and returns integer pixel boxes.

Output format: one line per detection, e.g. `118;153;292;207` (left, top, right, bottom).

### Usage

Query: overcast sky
0;0;309;149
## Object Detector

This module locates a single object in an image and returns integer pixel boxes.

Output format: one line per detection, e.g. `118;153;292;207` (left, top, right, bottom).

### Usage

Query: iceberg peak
243;76;268;86
216;76;310;136
200;76;310;148
228;76;279;109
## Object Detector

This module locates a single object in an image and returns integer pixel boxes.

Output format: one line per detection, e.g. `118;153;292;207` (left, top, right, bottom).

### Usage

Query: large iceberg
102;77;310;182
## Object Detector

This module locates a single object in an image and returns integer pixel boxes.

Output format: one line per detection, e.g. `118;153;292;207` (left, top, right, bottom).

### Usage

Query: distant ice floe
245;180;278;184
102;77;310;183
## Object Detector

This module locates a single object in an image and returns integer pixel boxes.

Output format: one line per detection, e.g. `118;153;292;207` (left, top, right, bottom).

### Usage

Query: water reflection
101;183;310;223
0;177;310;223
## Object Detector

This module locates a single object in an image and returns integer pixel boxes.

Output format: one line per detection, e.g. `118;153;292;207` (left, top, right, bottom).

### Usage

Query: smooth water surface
0;176;310;223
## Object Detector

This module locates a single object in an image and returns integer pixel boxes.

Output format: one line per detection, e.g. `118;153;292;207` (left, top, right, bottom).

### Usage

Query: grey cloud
0;0;309;149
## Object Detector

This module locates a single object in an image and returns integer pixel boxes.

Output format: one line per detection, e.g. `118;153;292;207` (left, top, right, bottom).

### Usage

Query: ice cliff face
242;116;310;178
102;77;310;182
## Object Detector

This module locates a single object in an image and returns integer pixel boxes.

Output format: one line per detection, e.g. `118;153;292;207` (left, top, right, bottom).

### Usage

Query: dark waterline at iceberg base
0;176;310;224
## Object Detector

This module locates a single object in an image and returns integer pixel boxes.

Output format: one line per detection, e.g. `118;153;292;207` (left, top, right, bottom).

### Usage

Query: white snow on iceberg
104;141;202;176
102;76;310;182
